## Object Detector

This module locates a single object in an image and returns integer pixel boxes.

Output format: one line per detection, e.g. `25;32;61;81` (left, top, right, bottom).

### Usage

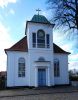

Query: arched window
38;57;45;61
37;30;45;48
32;29;50;48
18;58;25;77
54;59;60;77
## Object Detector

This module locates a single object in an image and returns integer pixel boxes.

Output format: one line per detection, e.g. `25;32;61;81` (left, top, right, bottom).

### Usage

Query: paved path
0;92;78;100
0;86;78;100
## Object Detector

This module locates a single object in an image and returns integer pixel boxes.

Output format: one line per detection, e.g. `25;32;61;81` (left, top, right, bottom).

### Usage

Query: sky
0;0;78;71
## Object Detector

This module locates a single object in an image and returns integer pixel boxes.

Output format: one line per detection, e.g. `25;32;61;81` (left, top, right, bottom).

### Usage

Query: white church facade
5;14;69;87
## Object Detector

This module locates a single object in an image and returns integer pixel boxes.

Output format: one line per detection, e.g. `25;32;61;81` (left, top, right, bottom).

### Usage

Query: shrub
0;76;6;89
69;76;78;81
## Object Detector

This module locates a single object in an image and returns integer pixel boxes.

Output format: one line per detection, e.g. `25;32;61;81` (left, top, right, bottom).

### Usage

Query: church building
5;13;69;87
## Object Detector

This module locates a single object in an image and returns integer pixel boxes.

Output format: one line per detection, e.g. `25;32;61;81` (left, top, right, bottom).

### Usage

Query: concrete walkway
0;86;78;98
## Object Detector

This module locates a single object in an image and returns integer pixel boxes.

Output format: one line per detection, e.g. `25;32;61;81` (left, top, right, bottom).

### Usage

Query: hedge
69;76;78;81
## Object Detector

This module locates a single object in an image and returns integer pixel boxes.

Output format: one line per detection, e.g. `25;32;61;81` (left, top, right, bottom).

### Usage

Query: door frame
34;61;51;87
38;68;46;86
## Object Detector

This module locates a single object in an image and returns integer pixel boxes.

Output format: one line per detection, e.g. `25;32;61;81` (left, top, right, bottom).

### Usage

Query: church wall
28;50;54;87
54;54;69;85
7;52;15;87
7;51;29;87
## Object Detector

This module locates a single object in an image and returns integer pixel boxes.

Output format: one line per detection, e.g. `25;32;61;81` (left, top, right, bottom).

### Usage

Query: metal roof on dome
31;15;51;24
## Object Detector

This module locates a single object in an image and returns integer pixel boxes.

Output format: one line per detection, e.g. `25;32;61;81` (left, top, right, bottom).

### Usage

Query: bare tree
47;0;78;32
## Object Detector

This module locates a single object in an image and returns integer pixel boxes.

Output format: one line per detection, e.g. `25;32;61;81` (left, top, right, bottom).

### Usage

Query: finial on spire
36;8;41;15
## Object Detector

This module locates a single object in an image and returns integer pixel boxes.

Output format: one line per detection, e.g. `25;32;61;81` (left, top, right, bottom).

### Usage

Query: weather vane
36;8;41;15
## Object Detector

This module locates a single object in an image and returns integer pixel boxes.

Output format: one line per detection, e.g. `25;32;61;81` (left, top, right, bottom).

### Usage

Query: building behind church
5;14;69;87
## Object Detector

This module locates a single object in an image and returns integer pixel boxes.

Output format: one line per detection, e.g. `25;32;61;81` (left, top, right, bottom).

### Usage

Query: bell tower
25;13;55;50
25;12;55;86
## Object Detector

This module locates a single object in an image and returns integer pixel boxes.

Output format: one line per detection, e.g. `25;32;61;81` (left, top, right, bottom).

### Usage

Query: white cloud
61;43;73;53
41;11;47;16
69;61;78;70
23;21;26;29
0;0;17;8
9;9;15;15
0;15;3;20
53;30;65;44
53;31;73;52
4;9;15;17
41;11;50;19
0;22;13;71
69;53;78;61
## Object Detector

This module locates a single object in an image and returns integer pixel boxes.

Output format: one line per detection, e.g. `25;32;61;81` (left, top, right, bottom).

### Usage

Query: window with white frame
54;59;60;77
18;58;25;77
32;29;50;48
37;30;45;48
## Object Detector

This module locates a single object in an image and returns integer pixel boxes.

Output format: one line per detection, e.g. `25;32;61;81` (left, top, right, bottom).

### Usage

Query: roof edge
54;52;70;54
5;49;27;53
53;43;70;54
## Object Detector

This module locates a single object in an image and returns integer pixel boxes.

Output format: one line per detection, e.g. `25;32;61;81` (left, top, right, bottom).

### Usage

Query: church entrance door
38;68;46;86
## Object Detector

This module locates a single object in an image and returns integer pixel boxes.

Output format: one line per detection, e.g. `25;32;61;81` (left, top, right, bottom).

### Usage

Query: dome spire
36;8;41;15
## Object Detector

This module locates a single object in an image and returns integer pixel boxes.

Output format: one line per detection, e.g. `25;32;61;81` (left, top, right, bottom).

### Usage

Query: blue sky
0;0;78;71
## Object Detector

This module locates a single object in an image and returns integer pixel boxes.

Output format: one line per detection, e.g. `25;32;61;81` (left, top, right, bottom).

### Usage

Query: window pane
22;72;25;77
33;43;36;47
19;58;25;63
32;33;36;47
37;43;45;48
32;33;36;43
46;34;50;48
37;30;45;38
18;58;25;77
54;63;57;76
37;30;45;48
54;60;60;77
18;73;21;77
37;39;45;43
19;63;25;66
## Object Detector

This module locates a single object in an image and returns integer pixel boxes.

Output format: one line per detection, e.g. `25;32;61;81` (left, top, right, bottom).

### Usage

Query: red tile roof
5;36;28;52
5;36;70;54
